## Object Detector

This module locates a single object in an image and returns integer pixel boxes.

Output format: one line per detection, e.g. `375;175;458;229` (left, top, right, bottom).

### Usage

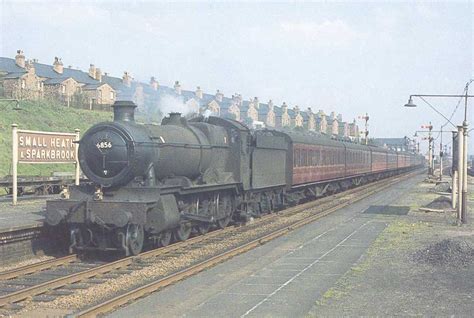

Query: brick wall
0;226;67;266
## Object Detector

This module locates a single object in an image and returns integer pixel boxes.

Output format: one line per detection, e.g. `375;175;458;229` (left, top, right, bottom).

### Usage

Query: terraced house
0;50;116;109
0;50;360;139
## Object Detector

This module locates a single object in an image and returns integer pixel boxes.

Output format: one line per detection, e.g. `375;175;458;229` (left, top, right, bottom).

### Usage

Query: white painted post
457;126;464;223
452;171;457;210
75;129;80;186
462;125;468;223
11;124;18;205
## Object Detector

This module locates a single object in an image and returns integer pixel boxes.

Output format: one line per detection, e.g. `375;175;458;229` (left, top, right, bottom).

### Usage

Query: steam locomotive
45;101;423;256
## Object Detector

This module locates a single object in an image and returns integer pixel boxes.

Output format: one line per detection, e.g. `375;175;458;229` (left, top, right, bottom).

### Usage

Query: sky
0;0;472;154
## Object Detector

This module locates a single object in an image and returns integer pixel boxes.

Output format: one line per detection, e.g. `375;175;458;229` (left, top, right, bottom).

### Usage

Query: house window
62;85;66;94
21;80;26;89
110;91;114;100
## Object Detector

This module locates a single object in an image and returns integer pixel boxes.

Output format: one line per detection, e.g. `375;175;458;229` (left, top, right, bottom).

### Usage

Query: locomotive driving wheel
173;222;192;241
216;195;233;229
126;223;144;256
158;230;172;247
195;222;211;235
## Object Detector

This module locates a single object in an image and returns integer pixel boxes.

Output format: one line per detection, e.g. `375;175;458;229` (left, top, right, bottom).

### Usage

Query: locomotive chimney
112;100;137;122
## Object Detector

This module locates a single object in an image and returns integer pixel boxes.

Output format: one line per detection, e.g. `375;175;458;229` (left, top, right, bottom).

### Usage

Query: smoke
159;94;194;116
202;109;213;118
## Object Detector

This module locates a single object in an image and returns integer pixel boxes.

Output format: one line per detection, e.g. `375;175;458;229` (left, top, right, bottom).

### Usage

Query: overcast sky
0;1;472;153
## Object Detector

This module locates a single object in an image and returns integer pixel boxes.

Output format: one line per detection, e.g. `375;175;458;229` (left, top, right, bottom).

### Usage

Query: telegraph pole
461;83;469;223
439;125;443;181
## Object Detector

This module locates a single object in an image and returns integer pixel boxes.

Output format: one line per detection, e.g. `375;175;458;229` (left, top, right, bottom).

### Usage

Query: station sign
17;131;77;163
11;124;80;205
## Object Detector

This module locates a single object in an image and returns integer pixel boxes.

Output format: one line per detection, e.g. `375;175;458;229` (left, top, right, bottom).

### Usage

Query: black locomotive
46;101;423;255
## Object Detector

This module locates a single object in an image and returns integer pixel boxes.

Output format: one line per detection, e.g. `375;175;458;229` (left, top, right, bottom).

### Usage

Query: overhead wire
418;96;456;129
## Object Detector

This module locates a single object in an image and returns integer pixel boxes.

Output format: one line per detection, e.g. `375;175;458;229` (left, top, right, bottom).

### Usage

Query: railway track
0;170;421;316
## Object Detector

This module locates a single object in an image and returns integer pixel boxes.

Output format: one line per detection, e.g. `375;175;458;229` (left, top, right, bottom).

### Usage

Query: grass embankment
0;100;112;177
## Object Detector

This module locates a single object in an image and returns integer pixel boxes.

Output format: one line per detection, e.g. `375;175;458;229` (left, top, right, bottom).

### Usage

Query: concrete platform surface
109;174;424;318
0;198;48;232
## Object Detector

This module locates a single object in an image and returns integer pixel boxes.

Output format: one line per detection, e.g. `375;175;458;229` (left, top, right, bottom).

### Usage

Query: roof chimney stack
150;77;159;91
88;64;96;79
174;81;181;95
95;68;102;82
122;71;132;87
15;50;25;68
268;99;274;111
215;89;223;102
253;97;260;109
53;57;63;74
195;86;203;99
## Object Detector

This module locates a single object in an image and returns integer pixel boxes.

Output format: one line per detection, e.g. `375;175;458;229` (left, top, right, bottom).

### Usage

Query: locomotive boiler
45;100;423;256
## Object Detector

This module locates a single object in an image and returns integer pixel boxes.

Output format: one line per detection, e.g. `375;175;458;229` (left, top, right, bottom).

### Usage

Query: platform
109;174;428;318
0;198;49;233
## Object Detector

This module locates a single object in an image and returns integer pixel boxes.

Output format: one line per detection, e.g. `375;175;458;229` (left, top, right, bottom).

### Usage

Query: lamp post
404;88;471;224
415;127;451;180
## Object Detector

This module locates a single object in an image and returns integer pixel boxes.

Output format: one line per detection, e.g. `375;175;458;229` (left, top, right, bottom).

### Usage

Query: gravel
432;181;451;193
411;238;474;268
0;255;54;273
17;203;333;314
425;196;452;210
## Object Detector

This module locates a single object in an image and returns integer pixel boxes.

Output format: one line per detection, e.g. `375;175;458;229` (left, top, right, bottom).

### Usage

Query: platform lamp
403;82;472;224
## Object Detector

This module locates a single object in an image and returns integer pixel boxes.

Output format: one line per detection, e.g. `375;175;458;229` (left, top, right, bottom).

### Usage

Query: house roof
44;77;76;85
3;72;26;79
0;57;25;74
0;57;101;86
83;82;112;90
240;100;250;112
373;138;408;146
274;105;283;116
258;103;269;115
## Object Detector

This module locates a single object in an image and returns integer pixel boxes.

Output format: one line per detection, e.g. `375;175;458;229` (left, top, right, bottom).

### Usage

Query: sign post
75;129;80;186
11;125;80;205
11;124;18;205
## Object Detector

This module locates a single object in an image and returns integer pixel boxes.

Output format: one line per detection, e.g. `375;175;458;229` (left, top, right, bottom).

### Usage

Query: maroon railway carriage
282;131;419;189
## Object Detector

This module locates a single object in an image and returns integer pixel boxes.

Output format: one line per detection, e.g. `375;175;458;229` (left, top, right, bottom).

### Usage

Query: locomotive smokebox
113;100;137;122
